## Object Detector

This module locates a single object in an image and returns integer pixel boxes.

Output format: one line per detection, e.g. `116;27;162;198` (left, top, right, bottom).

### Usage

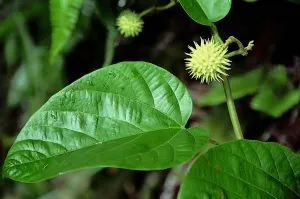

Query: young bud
116;10;144;37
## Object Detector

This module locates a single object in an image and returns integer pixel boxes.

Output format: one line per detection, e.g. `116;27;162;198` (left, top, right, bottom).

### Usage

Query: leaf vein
187;176;245;198
60;90;181;127
205;160;277;198
224;148;300;197
24;124;99;142
275;144;299;194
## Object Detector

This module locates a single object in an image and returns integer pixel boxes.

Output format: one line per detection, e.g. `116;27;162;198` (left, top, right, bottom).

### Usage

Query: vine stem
139;0;177;18
210;24;244;140
94;2;118;67
224;36;254;58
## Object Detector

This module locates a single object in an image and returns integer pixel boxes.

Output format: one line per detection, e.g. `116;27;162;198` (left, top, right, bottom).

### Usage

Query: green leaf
199;68;264;106
250;65;300;117
3;62;208;183
179;140;300;199
49;0;84;62
178;0;232;26
251;89;300;118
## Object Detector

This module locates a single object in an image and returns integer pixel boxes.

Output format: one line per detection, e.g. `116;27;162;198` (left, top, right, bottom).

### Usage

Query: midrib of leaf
104;128;182;167
50;0;83;61
51;0;69;36
5;127;184;169
196;0;210;21
6;91;187;169
6;65;188;167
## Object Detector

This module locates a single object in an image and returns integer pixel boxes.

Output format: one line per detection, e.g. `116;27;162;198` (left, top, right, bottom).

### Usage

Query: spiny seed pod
116;9;144;37
185;37;231;83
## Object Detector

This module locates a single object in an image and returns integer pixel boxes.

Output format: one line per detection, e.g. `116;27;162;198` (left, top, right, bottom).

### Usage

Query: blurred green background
1;0;300;198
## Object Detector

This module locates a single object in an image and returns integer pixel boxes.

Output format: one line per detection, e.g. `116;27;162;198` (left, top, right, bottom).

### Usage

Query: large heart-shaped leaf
179;140;300;199
49;0;84;62
178;0;232;26
3;62;208;182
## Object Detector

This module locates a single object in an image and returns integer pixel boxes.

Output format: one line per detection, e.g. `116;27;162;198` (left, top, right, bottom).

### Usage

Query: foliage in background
199;65;300;118
49;0;84;62
251;65;300;117
2;3;65;122
198;67;264;106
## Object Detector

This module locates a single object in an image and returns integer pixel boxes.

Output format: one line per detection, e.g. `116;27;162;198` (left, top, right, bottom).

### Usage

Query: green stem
139;1;177;18
209;139;220;145
223;36;254;58
102;26;118;67
211;24;244;140
224;50;243;58
95;2;117;67
222;77;244;139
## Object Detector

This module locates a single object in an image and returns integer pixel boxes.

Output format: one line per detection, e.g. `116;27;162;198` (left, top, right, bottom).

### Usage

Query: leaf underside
3;61;208;182
179;140;300;199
